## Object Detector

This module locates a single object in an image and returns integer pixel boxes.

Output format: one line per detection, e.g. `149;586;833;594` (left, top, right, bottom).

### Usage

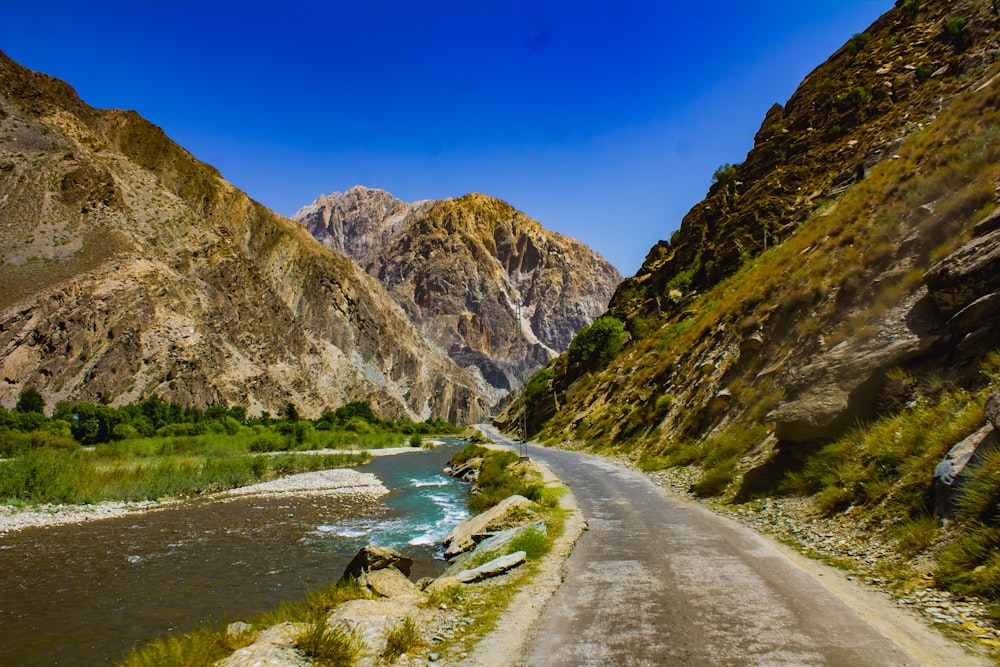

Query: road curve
476;425;986;667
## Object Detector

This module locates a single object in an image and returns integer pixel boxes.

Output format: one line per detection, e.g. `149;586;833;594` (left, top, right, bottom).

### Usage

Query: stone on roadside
933;424;1000;516
454;551;527;583
327;598;421;656
443;521;546;575
215;622;310;667
443;495;537;559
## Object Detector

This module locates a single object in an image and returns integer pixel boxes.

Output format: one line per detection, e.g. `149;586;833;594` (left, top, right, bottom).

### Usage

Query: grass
783;385;988;518
0;441;370;504
117;578;369;667
450;444;550;515
380;617;424;661
295;620;362;667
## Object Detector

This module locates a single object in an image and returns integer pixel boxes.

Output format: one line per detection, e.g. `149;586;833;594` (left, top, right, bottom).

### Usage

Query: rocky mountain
500;0;1000;640
294;187;622;399
0;51;490;423
512;0;1000;454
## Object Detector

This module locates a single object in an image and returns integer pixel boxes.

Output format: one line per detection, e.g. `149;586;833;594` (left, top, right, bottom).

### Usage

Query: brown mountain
294;187;622;398
0;51;489;422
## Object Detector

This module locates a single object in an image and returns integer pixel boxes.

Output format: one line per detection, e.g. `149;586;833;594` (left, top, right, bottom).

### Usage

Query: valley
2;0;1000;664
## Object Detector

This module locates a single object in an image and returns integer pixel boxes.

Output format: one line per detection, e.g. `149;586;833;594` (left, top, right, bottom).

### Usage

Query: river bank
0;446;429;535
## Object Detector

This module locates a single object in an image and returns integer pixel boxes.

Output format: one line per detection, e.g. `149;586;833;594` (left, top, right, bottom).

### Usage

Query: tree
15;388;45;414
567;316;625;372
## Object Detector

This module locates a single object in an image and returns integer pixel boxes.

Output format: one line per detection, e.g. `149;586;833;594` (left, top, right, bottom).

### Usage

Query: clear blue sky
2;1;889;275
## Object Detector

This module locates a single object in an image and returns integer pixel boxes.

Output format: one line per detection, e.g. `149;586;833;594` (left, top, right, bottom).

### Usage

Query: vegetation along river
0;439;470;666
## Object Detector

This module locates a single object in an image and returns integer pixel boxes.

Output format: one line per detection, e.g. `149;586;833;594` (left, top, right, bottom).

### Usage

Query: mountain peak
294;189;622;396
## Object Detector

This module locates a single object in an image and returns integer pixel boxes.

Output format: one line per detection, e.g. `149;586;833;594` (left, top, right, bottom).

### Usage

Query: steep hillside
516;0;1000;460
0;52;489;423
505;0;1000;639
294;187;622;398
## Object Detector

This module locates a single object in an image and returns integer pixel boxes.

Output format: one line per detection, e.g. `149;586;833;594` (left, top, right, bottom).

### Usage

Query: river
0;439;470;666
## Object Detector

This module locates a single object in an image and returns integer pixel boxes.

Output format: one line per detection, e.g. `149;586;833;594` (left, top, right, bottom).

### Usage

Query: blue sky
2;1;889;275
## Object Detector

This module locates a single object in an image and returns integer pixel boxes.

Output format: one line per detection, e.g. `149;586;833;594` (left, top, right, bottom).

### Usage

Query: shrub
566;316;624;372
15;387;45;414
848;32;871;54
381;617;424;661
295;620;361;666
837;86;870;109
711;163;737;185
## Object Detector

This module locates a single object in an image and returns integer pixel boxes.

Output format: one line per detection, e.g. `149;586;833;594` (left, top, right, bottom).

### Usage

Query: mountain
0;51;490;423
502;0;1000;634
294;187;622;399
514;0;1000;453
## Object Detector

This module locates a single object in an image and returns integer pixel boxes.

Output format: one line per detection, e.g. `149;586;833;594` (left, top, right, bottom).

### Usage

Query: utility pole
515;281;529;461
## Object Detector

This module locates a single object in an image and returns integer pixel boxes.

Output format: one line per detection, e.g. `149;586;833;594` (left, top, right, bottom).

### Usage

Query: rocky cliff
294;187;622;398
0;52;489;422
513;0;1000;460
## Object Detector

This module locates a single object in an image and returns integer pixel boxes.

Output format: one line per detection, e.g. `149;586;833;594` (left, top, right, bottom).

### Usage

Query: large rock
925;227;1000;317
293;188;622;396
933;425;1000;517
327;598;421;656
361;567;423;604
454;551;527;584
341;545;413;581
443;521;546;575
215;622;310;667
986;390;1000;431
443;495;537;559
771;334;941;443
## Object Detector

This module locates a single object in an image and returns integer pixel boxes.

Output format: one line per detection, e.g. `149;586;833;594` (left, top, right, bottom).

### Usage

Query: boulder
771;335;940;443
215;622;310;667
361;567;424;603
443;521;546;575
933;425;999;517
925;227;1000;317
454;551;527;583
327;598;420;655
987;390;1000;431
340;545;413;582
442;495;537;559
448;457;482;483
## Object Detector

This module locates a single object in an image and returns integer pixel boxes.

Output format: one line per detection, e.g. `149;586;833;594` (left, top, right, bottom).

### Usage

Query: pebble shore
0;467;389;535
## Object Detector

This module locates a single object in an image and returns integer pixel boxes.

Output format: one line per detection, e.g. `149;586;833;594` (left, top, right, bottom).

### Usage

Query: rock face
294;187;622;397
0;51;489;422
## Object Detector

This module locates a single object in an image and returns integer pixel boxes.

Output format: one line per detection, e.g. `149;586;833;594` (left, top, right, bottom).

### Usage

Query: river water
0;440;470;666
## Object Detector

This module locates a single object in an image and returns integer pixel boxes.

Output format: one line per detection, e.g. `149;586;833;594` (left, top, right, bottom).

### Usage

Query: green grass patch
381;617;424;662
118;578;368;666
784;387;987;517
0;445;369;504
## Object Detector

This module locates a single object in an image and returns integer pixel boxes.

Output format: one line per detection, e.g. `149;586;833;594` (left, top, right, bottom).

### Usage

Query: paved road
477;425;978;666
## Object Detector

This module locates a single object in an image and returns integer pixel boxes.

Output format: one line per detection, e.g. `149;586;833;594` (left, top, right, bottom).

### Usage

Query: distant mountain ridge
294;186;623;398
0;51;489;422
